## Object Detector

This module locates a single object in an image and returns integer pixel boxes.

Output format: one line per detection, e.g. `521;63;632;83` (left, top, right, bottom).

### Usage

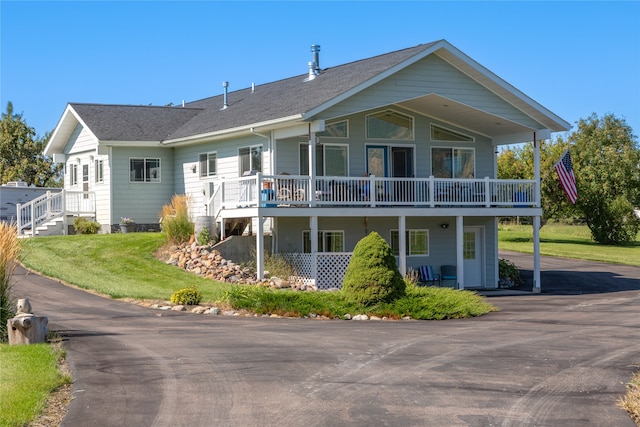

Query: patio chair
418;265;440;286
440;265;458;288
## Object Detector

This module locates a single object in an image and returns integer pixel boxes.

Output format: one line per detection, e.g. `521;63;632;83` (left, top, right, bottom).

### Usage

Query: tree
570;113;640;244
0;102;62;187
341;231;406;306
498;138;576;223
498;113;640;244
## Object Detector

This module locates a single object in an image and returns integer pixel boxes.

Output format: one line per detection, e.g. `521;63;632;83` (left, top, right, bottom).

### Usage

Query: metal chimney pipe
221;81;229;109
311;44;320;72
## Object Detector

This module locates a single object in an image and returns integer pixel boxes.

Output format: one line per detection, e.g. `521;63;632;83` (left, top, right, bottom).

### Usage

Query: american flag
554;149;578;204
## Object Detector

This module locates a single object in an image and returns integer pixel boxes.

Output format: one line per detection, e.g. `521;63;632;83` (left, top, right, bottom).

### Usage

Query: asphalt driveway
10;253;640;427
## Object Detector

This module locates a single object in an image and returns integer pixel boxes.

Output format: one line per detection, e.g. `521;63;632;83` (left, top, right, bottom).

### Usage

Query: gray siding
320;54;540;130
110;147;175;225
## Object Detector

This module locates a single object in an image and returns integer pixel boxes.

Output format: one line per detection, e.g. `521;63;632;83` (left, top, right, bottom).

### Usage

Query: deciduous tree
0;102;62;187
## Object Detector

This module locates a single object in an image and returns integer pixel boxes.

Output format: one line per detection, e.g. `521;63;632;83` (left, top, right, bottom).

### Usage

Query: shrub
498;258;522;287
170;287;202;305
73;217;101;234
196;227;211;246
160;194;194;244
342;231;405;306
0;222;20;341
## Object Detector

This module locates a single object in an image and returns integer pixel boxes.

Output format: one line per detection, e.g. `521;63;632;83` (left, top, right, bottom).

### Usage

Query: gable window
130;158;160;182
199;152;217;178
239;146;262;176
431;124;474;142
318;120;348;138
431;147;475;179
391;229;429;256
299;143;348;176
69;164;78;186
366;110;413;140
95;159;104;183
303;230;345;253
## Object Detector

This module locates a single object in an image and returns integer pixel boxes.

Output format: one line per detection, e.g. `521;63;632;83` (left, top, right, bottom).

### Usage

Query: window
391;229;429;256
366;110;413;140
199;152;217;178
303;230;345;253
431;147;475;178
130;158;161;182
299;144;323;176
431;124;474;142
318;120;348;138
95;159;104;183
299;143;347;176
239;146;262;176
69;164;78;186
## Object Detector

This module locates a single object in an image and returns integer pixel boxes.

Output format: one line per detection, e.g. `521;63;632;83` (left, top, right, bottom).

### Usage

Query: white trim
128;157;161;183
163;114;303;145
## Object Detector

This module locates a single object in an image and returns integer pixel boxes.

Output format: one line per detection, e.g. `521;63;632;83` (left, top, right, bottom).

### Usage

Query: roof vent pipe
221;81;229;110
311;44;320;73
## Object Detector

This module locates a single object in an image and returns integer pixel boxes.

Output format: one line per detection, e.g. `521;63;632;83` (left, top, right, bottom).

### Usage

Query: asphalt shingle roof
69;41;441;142
70;103;203;141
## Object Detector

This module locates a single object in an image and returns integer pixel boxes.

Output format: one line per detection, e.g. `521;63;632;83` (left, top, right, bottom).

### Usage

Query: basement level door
463;226;484;287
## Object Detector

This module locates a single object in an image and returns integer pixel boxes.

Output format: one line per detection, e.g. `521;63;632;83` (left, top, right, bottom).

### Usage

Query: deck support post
533;131;542;293
533;215;541;293
256;214;264;279
456;215;464;289
310;216;318;284
398;215;406;276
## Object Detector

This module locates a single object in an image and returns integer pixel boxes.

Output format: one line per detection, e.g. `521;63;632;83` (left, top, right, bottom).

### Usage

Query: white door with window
463;226;484;287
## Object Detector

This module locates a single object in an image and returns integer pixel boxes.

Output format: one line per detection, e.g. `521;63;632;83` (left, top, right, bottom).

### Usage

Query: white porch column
456;216;464;289
256;214;264;279
309;126;317;208
398;215;406;276
533;132;542;293
310;216;318;283
533;215;541;293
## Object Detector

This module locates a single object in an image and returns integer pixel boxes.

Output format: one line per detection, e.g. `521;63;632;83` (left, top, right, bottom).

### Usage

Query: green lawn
499;224;640;266
20;233;228;302
0;343;71;427
20;233;494;320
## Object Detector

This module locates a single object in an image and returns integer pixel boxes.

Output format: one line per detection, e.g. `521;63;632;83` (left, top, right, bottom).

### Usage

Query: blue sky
1;1;639;139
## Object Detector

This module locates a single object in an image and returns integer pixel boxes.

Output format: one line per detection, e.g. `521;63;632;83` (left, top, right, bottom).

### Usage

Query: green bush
196;227;211;246
498;258;522;287
170;287;202;305
341;231;405;306
73;217;100;234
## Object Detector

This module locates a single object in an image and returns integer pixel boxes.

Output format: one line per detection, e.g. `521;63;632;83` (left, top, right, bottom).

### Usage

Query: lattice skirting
281;253;352;290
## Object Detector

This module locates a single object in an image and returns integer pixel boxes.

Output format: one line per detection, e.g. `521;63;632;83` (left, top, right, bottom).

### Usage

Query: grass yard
499;224;640;266
0;342;71;427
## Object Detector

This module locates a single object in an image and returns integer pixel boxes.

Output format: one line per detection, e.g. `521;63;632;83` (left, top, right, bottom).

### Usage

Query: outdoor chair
418;265;441;286
440;265;458;288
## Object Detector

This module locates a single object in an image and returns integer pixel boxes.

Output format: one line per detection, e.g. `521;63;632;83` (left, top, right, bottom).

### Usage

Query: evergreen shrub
341;231;405;306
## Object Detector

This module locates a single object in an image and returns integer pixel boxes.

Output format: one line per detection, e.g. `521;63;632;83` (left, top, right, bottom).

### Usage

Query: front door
463;226;484;287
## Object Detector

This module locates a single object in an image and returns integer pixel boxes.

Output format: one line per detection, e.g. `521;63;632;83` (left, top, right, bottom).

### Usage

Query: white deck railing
214;174;537;210
17;190;95;236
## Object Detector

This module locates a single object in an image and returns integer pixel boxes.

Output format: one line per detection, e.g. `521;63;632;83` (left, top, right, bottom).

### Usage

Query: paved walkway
11;254;640;427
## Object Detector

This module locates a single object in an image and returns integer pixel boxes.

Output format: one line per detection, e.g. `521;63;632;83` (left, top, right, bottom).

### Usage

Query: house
0;182;62;232
42;40;571;291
